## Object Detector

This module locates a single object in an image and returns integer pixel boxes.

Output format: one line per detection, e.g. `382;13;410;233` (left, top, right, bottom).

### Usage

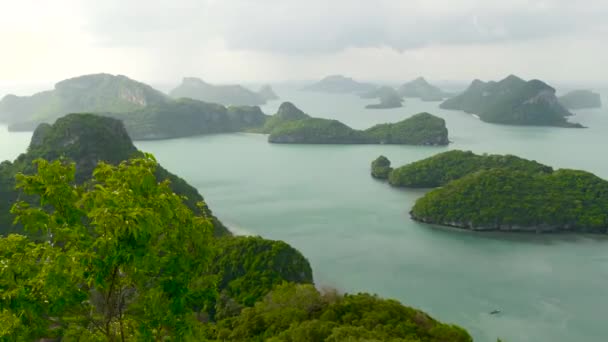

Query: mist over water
2;85;608;342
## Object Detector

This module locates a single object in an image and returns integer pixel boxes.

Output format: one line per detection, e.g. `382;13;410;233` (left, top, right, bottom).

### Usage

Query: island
398;77;449;101
440;75;582;127
0;113;229;236
384;150;552;188
558;90;602;110
257;84;279;101
411;167;608;233
263;102;449;145
0;73;169;130
364;87;403;109
303;74;376;93
169;77;268;106
371;155;393;179
103;98;269;140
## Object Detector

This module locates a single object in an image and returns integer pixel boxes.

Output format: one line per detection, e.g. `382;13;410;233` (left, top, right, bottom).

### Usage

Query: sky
1;0;607;88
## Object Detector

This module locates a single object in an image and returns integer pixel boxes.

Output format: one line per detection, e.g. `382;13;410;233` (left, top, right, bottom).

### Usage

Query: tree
1;155;214;341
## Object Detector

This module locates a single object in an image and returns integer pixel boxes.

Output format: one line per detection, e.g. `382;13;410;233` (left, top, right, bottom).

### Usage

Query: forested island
263;102;449;145
378;150;552;187
440;75;582;127
411;168;608;233
372;150;608;233
104;98;268;140
398;77;449;101
0;113;472;341
303;74;376;93
169;77;273;106
0;73;169;131
558;90;602;109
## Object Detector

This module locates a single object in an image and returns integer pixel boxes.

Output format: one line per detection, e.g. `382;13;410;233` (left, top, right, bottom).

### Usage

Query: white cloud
0;0;607;85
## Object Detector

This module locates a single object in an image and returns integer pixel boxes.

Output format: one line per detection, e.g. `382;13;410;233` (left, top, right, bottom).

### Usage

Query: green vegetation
264;103;449;145
210;236;313;307
259;101;311;134
0;114;229;236
303;75;376;93
364;113;449;145
558;90;602;110
201;282;472;342
371;155;392;179
0;155;471;341
105;98;268;140
440;75;582;127
169;77;267;106
0;73;169;129
269;118;366;144
387;150;553;188
398;77;448;101
411;168;608;232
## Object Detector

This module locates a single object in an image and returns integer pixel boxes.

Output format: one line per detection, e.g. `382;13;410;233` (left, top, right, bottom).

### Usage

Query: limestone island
262;102;449;145
303;75;376;94
558;90;602;110
378;150;552;187
103;98;269;140
440;75;583;127
170;77;269;106
0;73;169;131
364;87;403;109
372;150;608;233
411;167;608;233
398;77;450;101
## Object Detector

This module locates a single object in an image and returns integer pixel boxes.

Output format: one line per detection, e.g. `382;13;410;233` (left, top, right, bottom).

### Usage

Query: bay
1;86;608;341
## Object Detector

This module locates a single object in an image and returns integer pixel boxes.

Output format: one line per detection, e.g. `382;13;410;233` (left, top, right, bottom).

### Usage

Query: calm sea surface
1;86;607;342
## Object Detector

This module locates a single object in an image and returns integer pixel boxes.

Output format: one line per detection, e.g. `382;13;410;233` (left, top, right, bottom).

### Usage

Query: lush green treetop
2;155;214;340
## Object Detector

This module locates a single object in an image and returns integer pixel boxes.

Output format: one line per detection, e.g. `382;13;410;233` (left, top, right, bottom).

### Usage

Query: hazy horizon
1;0;607;87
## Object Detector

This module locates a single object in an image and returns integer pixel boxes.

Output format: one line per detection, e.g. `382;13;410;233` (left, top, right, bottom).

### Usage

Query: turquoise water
1;87;607;341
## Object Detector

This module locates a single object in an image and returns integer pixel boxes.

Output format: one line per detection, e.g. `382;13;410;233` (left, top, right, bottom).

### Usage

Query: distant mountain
558;90;602;110
364;87;403;109
303;75;376;93
169;77;267;106
0;73;169;129
104;98;268;140
0;114;229;236
257;85;279;101
440;75;581;127
262;102;448;145
398;77;448;101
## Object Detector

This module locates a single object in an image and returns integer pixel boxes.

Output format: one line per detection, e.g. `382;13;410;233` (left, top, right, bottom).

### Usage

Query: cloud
80;0;608;54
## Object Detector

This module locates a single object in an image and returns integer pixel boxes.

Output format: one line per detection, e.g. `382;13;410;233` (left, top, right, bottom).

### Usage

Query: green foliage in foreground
411;168;608;232
371;155;392;179
200;282;473;342
0;155;472;341
1;156;214;340
387;150;553;188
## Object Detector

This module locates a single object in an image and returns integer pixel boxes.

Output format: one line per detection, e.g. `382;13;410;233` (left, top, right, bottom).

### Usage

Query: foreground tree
1;155;214;340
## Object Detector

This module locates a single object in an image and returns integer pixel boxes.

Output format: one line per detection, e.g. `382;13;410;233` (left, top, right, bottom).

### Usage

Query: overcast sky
1;0;607;87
